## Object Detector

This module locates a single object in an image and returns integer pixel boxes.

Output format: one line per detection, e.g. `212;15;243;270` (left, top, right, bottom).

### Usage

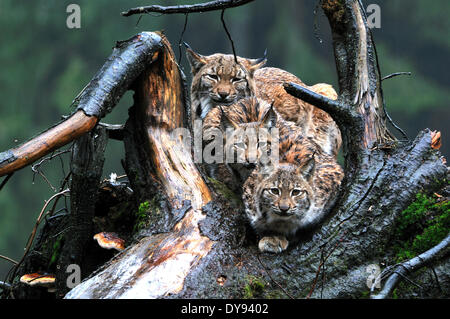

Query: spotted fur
187;50;341;157
204;97;343;253
186;49;265;128
242;153;343;253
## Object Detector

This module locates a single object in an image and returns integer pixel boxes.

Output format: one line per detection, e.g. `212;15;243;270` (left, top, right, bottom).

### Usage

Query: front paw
258;236;289;253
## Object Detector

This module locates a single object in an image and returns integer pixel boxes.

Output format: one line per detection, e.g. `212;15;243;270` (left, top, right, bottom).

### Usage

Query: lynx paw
258;236;289;253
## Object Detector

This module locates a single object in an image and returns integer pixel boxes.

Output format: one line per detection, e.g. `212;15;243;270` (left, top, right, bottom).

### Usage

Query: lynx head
219;98;278;166
186;46;266;119
253;156;316;230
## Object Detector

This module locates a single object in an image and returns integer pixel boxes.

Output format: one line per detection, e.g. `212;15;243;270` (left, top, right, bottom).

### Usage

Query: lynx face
220;101;278;167
186;48;266;122
243;148;344;253
246;159;316;237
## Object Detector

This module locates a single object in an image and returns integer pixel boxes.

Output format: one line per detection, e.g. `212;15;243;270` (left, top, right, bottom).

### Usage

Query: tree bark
65;35;215;299
55;126;108;298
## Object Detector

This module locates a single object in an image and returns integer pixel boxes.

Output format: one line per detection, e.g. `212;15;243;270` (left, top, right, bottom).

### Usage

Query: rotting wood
64;35;214;299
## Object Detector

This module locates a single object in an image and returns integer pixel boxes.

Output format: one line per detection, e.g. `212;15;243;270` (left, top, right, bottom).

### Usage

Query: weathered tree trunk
64;36;216;299
55;126;108;297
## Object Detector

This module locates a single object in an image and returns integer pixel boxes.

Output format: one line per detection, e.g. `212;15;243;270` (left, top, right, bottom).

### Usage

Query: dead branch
65;35;214;299
283;82;354;123
0;173;13;192
122;0;255;17
56;126;108;297
31;149;71;192
220;9;238;64
97;122;125;141
0;281;12;291
0;32;162;178
371;234;450;299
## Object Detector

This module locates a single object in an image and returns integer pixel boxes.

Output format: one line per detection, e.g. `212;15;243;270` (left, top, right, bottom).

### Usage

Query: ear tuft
247;50;267;73
185;45;207;73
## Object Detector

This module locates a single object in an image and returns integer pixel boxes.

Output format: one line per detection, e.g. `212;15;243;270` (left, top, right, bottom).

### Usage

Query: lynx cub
186;48;341;157
243;154;343;253
202;97;279;186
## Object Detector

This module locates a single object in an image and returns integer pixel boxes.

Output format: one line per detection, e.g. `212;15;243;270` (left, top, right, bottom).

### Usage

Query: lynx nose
218;91;229;100
279;203;290;214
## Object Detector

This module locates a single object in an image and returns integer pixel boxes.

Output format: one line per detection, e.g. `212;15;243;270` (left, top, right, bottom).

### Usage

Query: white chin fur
200;96;214;119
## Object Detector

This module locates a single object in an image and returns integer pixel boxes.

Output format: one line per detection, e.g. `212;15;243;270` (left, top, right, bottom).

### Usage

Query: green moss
393;193;449;262
207;177;243;208
392;288;399;299
48;235;63;269
360;290;370;299
242;275;266;299
133;198;161;233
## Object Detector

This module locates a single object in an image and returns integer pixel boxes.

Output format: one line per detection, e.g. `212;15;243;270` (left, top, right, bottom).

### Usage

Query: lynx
202;97;279;188
186;48;341;157
243;153;343;253
204;97;344;253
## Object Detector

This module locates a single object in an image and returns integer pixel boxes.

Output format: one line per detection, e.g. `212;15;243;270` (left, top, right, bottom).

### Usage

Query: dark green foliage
393;193;450;262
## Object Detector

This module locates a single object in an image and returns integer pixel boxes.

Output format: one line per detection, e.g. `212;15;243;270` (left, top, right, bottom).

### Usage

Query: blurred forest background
0;0;448;280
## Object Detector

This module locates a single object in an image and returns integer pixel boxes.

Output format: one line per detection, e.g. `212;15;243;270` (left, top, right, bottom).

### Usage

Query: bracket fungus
20;272;56;292
93;232;125;251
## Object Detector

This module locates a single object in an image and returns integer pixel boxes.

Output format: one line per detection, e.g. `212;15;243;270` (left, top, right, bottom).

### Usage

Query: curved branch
0;281;12;291
283;82;356;124
122;0;255;16
381;72;412;81
371;234;450;299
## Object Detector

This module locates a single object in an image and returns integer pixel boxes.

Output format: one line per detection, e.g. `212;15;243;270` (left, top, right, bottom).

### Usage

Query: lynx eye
291;189;304;196
269;188;280;196
205;74;219;81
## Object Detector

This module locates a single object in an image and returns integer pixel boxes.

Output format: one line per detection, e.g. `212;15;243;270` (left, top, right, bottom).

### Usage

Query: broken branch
283;82;354;124
122;0;255;16
381;72;412;81
0;255;18;265
0;32;163;178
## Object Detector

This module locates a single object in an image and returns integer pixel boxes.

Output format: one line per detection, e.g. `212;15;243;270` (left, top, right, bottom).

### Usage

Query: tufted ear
297;155;316;182
185;43;207;74
246;49;267;74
